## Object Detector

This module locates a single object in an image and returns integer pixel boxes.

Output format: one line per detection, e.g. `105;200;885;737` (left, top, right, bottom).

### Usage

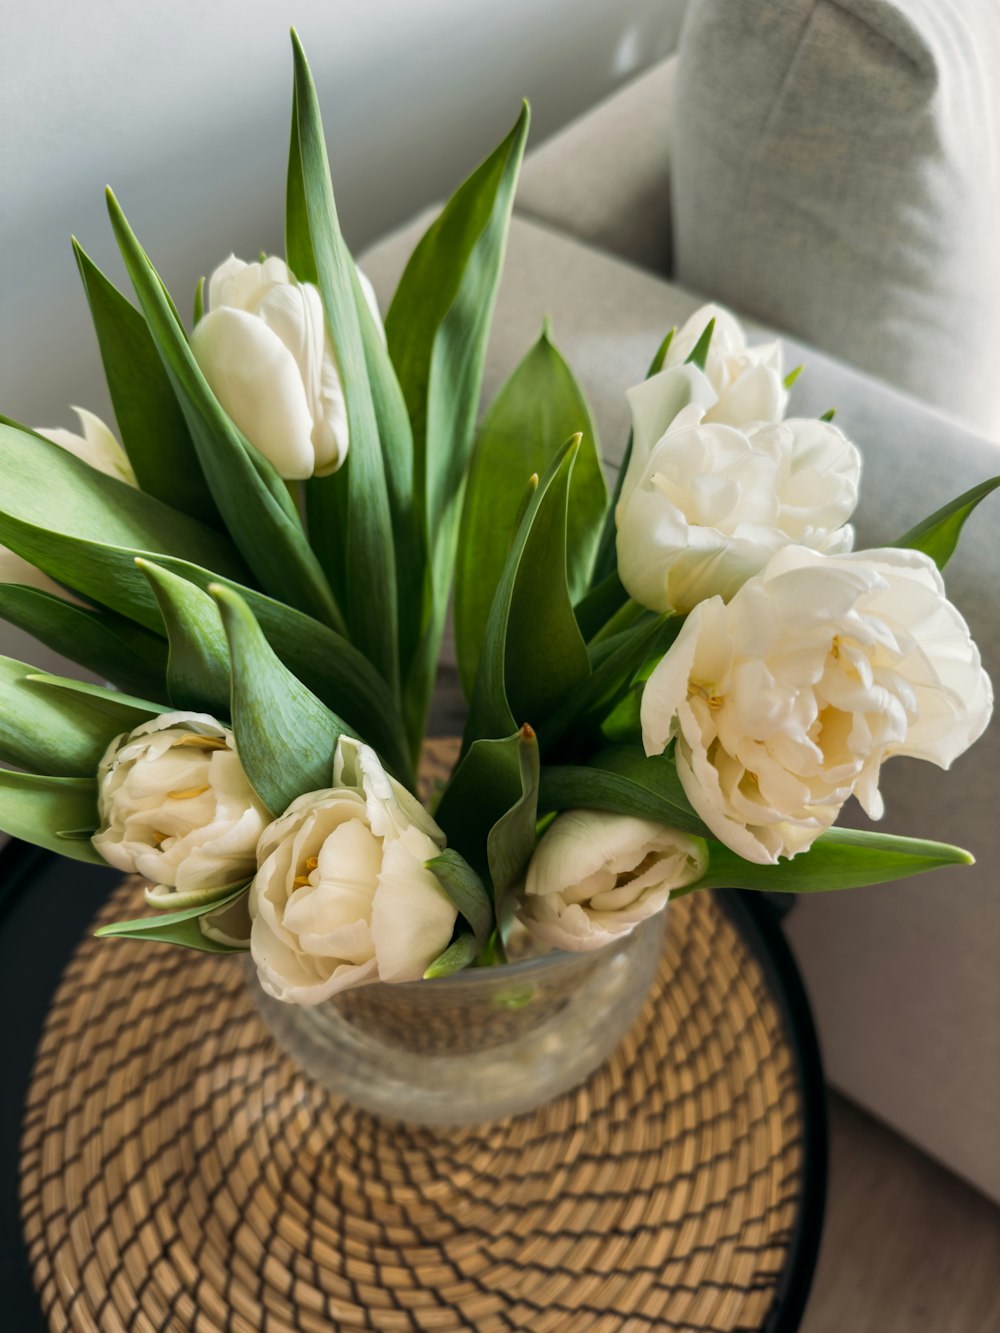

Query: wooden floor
800;1094;1000;1333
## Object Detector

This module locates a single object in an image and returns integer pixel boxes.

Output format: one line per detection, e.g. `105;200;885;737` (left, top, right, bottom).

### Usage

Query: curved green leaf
424;932;479;980
72;239;219;525
455;325;606;698
0;583;167;697
538;744;708;837
0;769;102;862
687;826;974;894
95;884;250;952
425;848;494;946
105;189;344;631
435;731;529;884
464;439;590;746
211;583;350;817
0;656;158;776
386;100;530;750
892;474;1000;570
289;33;399;689
486;724;539;941
137;559;230;715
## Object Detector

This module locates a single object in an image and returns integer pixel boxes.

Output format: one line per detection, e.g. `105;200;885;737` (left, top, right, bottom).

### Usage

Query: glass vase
248;909;666;1125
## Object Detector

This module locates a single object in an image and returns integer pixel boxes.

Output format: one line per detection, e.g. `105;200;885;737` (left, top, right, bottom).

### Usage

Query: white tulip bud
37;407;136;486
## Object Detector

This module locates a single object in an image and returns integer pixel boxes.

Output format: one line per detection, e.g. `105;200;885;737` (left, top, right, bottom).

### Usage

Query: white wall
0;0;685;430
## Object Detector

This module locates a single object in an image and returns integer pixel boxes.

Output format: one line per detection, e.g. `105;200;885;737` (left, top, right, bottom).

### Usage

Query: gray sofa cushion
362;212;1000;1199
671;0;1000;440
517;57;677;275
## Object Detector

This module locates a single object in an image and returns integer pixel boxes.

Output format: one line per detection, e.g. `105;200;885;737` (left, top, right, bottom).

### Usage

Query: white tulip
249;736;456;1005
641;546;993;865
517;810;707;952
191;254;382;480
665;302;787;426
93;712;269;904
616;373;861;614
37;407;136;486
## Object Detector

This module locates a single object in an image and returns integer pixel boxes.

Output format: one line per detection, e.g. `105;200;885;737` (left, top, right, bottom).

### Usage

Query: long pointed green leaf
137;559;230;715
386;101;530;747
0;656;151;776
95;884;250;952
211;583;350;817
290;33;399;689
455;325;606;698
151;555;412;783
72;239;219;525
0;583;167;698
105;189;344;631
464;439;590;746
689;827;974;894
892;474;1000;569
0;419;248;626
425;848;494;946
539;744;709;837
435;731;529;885
486;724;540;939
0;769;102;862
24;673;168;720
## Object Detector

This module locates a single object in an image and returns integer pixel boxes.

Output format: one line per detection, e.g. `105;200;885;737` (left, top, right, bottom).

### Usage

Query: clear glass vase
248;910;667;1125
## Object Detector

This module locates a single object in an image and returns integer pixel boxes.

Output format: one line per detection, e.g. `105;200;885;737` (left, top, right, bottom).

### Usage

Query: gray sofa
361;52;1000;1203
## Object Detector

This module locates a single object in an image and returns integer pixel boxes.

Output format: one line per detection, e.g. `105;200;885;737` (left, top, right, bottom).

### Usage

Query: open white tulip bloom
617;371;861;613
665;303;787;427
37;406;137;486
93;713;270;904
249;736;457;1005
191;254;382;479
517;810;708;952
641;546;993;865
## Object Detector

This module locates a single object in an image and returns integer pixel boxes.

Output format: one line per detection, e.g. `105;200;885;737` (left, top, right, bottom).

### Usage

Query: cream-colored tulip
641;546;993;864
37;406;136;485
517;809;707;952
616;372;861;614
191;254;381;479
92;712;269;905
249;737;456;1005
665;302;787;426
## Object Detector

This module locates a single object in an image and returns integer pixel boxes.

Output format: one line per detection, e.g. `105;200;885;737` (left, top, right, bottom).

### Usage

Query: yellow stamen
831;636;842;660
292;875;311;889
171;735;228;751
167;784;210;800
305;856;319;871
691;682;725;710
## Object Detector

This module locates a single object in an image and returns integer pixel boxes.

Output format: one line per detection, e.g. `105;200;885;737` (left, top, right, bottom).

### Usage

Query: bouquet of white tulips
1;35;995;1008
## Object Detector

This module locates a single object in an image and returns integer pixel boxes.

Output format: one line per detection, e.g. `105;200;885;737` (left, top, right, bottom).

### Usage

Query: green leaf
892;474;1000;570
455;324;606;698
592;327;676;586
211;583;350;816
539;614;681;754
464;439;591;746
575;569;629;642
0;419;248;628
95;884;250;953
137;559;230;715
820;408;836;422
0;655;153;776
386;100;530;746
783;364;804;390
105;189;344;631
486;724;540;940
72;240;219;525
424;932;479;979
687;826;974;895
0;769;103;862
686;317;715;371
289;33;399;690
151;555;412;784
425;848;494;946
193;275;205;326
0;583;167;698
435;731;529;884
539;744;709;837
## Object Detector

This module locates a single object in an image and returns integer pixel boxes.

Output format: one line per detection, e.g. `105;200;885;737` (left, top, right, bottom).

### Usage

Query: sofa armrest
516;56;676;275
